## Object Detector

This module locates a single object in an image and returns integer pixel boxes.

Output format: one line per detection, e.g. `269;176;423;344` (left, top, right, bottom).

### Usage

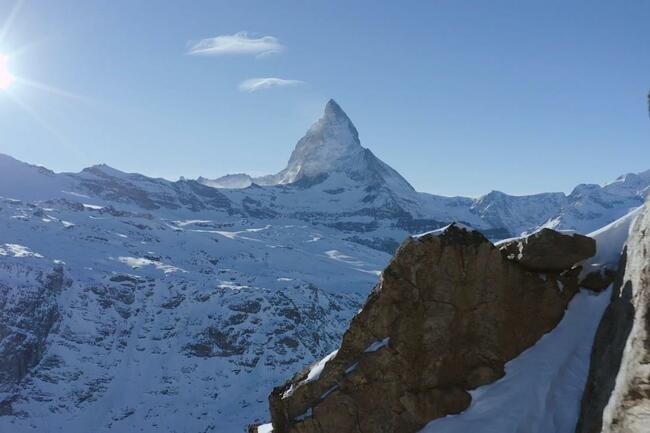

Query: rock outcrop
498;228;596;272
0;265;64;414
264;223;596;433
576;195;650;433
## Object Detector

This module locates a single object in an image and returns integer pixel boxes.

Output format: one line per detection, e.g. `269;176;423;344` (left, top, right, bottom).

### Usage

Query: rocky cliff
262;224;596;433
576;194;650;433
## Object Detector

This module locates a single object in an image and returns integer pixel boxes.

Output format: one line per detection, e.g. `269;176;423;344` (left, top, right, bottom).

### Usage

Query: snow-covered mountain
1;99;647;249
198;99;648;243
0;195;388;433
0;99;648;433
203;100;415;193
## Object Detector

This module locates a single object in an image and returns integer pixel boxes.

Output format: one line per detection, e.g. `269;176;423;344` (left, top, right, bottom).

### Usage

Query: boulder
498;228;596;272
579;268;618;292
267;224;582;433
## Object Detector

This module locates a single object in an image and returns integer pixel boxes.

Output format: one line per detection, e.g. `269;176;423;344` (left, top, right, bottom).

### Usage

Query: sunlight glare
0;53;15;90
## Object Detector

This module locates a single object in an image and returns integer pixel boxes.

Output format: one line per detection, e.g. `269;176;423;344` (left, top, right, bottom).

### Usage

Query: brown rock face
576;196;650;433
574;249;634;433
499;228;596;272
267;224;589;433
579;268;618;292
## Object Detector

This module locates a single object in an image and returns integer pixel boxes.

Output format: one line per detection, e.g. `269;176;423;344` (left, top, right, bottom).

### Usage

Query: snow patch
413;222;475;239
282;349;339;400
83;203;104;210
306;349;338;383
364;337;390;353
0;243;44;258
117;256;184;274
580;206;641;277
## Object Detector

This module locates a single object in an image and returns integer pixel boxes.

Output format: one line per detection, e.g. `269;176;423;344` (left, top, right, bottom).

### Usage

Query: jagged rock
268;224;582;433
579;268;617;292
576;195;650;433
499;228;596;272
0;268;62;394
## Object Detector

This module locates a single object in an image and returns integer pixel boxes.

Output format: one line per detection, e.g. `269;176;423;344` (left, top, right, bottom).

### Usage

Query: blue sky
0;0;648;197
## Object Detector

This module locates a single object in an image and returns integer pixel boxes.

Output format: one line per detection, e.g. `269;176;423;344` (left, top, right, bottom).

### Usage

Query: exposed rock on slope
0;264;65;406
576;195;650;433
266;223;595;433
499;228;596;272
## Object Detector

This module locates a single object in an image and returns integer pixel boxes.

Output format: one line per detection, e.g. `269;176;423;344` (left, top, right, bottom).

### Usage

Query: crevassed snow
419;288;611;433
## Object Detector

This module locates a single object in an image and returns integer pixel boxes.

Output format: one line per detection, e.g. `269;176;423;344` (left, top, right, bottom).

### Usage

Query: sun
0;53;15;90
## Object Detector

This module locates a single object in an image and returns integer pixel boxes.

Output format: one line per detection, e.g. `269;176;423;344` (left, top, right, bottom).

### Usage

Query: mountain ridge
1;100;647;245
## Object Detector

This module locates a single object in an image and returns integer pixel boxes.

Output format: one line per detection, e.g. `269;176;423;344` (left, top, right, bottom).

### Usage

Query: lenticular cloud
238;77;304;92
188;31;284;56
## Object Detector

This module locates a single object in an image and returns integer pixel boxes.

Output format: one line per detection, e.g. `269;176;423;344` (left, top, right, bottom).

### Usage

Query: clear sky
0;0;648;197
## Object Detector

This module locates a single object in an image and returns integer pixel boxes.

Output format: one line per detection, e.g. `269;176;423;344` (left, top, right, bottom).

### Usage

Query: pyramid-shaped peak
324;99;348;118
315;98;359;142
321;99;355;129
255;98;414;193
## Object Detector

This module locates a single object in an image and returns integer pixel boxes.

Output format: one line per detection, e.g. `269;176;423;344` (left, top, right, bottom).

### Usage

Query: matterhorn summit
274;99;364;184
203;99;416;193
259;99;416;194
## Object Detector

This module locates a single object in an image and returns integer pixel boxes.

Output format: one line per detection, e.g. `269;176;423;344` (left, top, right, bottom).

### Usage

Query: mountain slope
0;99;648;433
0;195;389;432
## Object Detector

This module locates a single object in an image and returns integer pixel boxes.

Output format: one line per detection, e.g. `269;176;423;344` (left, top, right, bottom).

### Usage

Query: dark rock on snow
265;224;594;433
498;228;596;273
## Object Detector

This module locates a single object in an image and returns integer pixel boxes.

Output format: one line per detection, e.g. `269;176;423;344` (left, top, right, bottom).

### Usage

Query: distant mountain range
1;99;648;252
0;100;647;433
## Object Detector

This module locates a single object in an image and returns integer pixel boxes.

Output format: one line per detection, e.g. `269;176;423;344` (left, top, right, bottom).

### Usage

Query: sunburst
0;52;14;90
1;0;97;149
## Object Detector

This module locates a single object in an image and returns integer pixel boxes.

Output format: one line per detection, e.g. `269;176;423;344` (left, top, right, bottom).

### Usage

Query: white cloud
187;31;285;56
238;78;304;93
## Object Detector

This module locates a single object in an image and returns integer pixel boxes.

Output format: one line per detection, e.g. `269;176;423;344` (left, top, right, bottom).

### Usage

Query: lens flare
0;53;15;90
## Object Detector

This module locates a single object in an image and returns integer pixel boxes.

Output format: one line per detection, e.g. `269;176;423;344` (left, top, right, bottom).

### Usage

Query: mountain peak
244;99;416;194
323;99;348;120
318;98;359;142
269;99;362;184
